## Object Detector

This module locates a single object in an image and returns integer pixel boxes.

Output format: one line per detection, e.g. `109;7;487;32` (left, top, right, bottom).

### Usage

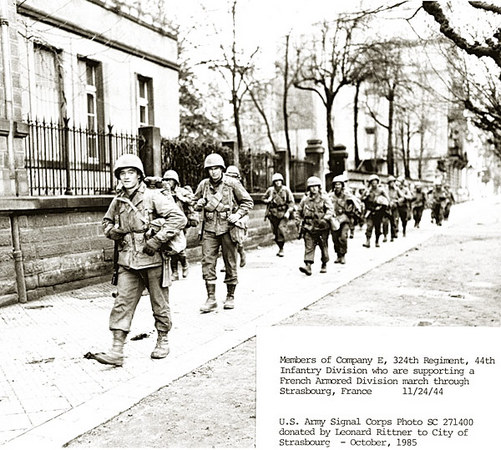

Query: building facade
0;0;180;306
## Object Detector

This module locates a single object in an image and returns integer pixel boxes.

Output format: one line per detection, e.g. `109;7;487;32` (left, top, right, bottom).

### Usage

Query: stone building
0;0;179;306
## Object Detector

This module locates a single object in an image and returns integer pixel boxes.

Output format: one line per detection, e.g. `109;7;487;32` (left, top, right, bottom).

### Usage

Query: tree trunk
387;94;395;175
283;34;292;186
353;80;361;169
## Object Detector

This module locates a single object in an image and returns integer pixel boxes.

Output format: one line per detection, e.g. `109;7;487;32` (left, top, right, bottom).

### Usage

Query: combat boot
171;266;179;281
320;263;327;273
338;255;346;264
93;330;127;367
224;284;236;309
200;282;217;313
277;244;284;257
151;331;170;359
299;262;312;276
363;238;370;248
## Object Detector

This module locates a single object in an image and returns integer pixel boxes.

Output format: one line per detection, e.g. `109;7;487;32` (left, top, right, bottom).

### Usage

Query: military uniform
194;154;253;312
431;182;447;226
362;175;389;248
296;177;333;275
382;177;401;241
397;177;413;236
264;173;295;257
96;155;187;366
162;170;199;280
328;175;360;264
411;184;427;228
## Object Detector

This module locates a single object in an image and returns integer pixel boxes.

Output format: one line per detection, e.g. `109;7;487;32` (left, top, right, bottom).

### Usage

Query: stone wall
0;197;296;307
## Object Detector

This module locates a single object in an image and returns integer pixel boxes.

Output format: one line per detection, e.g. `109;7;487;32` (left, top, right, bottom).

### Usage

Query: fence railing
24;118;142;196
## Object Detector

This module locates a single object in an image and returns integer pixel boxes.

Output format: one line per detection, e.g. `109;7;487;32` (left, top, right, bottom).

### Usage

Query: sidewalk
0;205;459;447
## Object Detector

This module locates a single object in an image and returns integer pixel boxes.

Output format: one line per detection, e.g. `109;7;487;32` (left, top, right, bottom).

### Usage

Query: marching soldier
296;176;333;275
194;154;253;313
162;170;199;280
382;175;401;242
443;183;455;221
328;174;359;264
411;182;427;228
225;165;248;267
95;154;187;366
396;176;413;237
263;173;295;257
431;179;447;226
362;174;389;248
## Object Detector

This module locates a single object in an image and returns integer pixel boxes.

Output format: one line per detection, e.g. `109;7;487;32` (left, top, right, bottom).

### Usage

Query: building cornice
17;3;179;72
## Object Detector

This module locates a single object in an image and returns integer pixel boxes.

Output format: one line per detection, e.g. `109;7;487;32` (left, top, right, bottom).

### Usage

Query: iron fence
24;118;142;196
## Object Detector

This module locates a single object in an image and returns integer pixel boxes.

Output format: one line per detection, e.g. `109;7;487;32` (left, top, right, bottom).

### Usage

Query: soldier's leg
336;222;349;263
144;266;172;358
221;232;238;309
364;216;374;247
276;217;288;256
170;253;179;280
300;232;314;275
200;232;220;312
319;231;330;272
374;212;383;247
382;215;389;242
144;267;172;333
95;267;144;366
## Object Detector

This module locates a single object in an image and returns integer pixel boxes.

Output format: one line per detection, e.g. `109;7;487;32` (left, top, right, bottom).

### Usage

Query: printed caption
256;327;500;449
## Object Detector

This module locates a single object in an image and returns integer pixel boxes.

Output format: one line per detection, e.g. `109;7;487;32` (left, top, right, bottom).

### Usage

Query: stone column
305;139;325;185
138;126;162;177
327;144;348;186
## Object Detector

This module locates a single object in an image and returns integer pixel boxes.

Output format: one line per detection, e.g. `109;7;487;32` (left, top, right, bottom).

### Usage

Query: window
137;75;154;126
79;58;104;159
33;44;62;121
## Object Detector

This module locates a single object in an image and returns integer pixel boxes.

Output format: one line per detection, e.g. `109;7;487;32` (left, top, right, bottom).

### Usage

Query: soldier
411;182;427;228
431;179;447;226
443;183;455;220
95;154;187;366
396;176;413;237
162;169;199;280
263;173;295;257
295;176;333;275
328;174;359;264
362;174;389;248
194;154;254;313
224;165;248;267
382;175;401;242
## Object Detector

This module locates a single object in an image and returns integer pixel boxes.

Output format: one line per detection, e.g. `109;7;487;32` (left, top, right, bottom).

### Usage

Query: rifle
111;214;120;286
111;241;119;286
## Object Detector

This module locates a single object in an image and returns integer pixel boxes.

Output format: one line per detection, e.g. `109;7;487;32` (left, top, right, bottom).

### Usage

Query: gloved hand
188;219;199;227
228;213;240;224
108;227;126;241
143;238;160;256
195;198;207;210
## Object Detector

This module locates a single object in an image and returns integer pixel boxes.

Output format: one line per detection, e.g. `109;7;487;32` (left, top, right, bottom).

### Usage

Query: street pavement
0;200;480;447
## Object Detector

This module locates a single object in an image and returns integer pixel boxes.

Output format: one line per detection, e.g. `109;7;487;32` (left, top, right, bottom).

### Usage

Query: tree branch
422;1;501;67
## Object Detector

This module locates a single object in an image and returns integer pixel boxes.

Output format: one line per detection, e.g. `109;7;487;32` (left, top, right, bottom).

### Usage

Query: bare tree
199;0;259;165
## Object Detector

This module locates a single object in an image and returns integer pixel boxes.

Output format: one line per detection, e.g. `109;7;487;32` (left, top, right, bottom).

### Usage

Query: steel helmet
307;176;322;188
368;174;380;183
332;174;346;185
272;173;284;183
397;175;405;182
113;154;144;179
387;175;396;183
162;169;180;184
204;153;226;169
226;165;241;178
